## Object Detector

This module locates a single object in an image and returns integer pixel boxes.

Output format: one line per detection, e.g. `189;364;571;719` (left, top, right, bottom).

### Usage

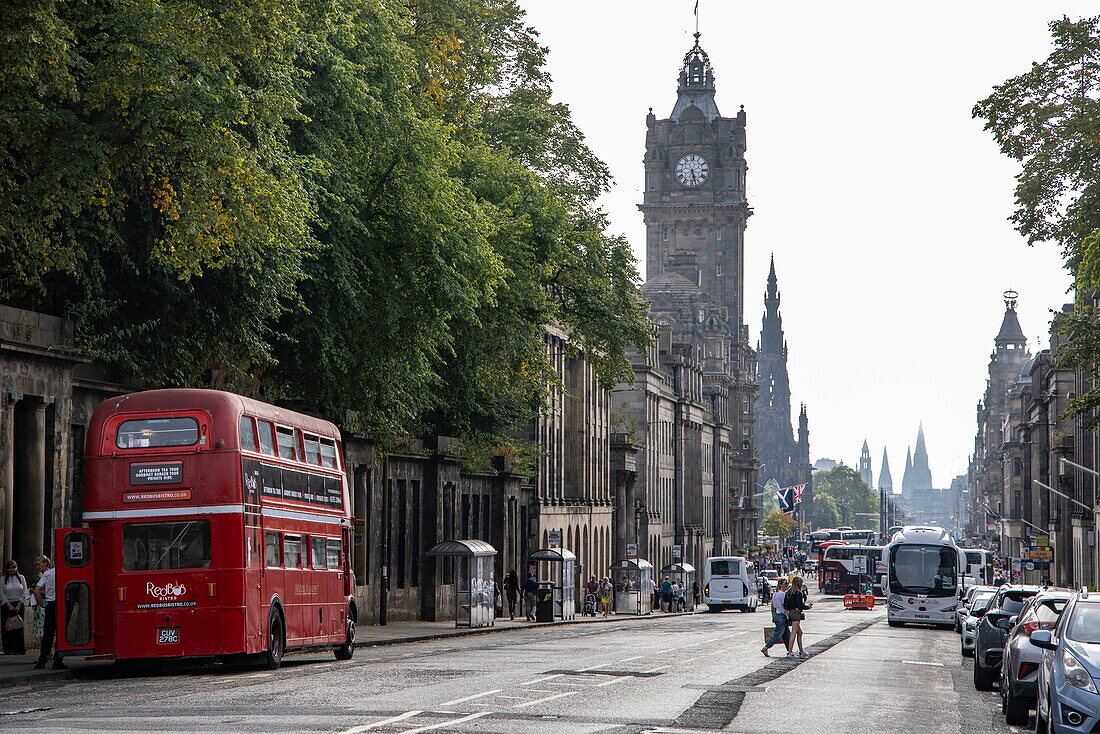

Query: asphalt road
0;600;1026;733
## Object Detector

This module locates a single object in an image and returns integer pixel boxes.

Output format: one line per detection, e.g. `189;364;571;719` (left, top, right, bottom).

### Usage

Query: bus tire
264;608;285;670
334;617;355;661
973;661;996;691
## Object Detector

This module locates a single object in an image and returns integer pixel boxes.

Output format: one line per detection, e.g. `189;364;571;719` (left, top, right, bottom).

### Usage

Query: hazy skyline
518;1;1091;485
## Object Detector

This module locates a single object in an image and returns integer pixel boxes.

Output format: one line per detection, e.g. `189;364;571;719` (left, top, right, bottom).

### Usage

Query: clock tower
640;32;750;327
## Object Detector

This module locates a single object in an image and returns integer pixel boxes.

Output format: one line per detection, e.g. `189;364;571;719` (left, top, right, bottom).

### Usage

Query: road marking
578;663;609;671
440;690;502;706
595;677;628;687
397;712;489;733
339;710;423;733
901;660;945;667
620;655;646;661
513;691;578;708
520;674;562;685
642;665;670;673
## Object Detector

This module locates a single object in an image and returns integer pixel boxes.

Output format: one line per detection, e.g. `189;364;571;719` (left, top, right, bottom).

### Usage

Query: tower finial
1004;289;1018;311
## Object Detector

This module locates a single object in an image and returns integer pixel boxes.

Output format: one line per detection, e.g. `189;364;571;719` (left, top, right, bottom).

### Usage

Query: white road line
397;712;489;734
440;689;502;706
339;710;423;733
595;677;628;687
520;674;562;685
577;663;609;671
642;665;670;673
620;655;646;661
512;691;578;708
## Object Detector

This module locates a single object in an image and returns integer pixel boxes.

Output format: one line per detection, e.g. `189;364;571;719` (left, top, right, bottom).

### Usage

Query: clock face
676;154;709;187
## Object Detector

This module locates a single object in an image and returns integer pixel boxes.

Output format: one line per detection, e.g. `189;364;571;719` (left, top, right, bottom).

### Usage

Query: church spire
671;32;720;122
859;440;872;488
879;448;893;492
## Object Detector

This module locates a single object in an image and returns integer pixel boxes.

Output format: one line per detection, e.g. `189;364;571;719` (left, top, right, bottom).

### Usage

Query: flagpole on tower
694;0;700;36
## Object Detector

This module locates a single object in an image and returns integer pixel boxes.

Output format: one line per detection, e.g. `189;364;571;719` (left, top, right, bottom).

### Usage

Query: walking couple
760;576;812;658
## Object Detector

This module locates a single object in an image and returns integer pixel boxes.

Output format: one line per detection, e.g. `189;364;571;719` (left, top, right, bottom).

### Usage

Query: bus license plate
157;627;179;644
914;614;929;618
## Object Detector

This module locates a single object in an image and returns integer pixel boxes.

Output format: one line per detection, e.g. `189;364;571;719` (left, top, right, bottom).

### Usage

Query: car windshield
1066;604;1100;644
889;544;958;597
996;592;1037;614
970;594;994;613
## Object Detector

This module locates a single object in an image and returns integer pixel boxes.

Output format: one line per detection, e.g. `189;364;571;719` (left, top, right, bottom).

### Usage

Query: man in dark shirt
522;574;539;621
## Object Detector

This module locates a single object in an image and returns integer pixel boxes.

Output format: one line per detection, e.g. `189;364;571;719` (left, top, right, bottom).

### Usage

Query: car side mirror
1029;630;1055;650
972;607;987;618
1008;615;1018;628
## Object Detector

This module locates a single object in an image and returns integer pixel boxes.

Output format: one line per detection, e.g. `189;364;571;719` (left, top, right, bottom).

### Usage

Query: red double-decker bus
55;389;356;669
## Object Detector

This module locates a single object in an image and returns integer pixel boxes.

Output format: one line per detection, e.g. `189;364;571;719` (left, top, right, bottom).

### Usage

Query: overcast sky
518;1;1095;487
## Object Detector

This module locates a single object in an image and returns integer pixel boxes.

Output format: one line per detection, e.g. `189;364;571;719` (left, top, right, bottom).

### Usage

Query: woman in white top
1;560;28;654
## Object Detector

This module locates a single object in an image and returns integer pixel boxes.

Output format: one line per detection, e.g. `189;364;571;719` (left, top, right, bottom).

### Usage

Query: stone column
14;399;47;571
1;393;15;563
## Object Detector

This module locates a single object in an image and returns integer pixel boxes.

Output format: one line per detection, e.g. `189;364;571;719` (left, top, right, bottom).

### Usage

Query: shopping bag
33;605;44;637
4;614;23;632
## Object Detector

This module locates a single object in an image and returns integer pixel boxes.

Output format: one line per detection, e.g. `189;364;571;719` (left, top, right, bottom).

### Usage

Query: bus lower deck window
312;537;327;569
326;539;341;569
283;535;302;568
265;532;281;567
123;521;211;571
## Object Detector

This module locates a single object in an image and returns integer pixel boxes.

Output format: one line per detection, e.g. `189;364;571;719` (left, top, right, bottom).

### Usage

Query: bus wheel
264;608;285;670
334;617;355;661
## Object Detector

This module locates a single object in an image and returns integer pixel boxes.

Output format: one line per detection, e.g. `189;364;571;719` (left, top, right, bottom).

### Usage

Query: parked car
974;585;1043;690
962;591;997;657
1030;589;1100;733
957;584;996;633
999;589;1073;725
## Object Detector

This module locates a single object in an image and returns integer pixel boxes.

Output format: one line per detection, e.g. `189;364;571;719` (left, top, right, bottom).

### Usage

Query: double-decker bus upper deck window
123;521;211;571
116;417;199;449
312;537;327;569
304;434;321;465
239;416;257;451
265;532;281;567
257;421;276;456
276;427;297;461
326;539;341;569
284;535;302;568
320;438;338;469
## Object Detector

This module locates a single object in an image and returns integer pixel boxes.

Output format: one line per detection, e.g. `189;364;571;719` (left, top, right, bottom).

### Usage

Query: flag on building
776;485;793;512
792;484;805;505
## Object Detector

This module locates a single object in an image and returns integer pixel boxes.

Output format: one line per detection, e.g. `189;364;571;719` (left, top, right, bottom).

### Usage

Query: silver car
961;591;996;657
999;589;1072;725
957;585;996;633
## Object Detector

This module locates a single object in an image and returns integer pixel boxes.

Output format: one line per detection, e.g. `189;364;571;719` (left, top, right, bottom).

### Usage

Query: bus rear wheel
264;608;285;670
334;615;355;661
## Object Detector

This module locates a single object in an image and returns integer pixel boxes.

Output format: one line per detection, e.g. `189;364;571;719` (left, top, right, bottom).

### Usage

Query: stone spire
901;447;913;494
909;424;933;490
858;440;872;488
879;448;893;492
670;32;721;122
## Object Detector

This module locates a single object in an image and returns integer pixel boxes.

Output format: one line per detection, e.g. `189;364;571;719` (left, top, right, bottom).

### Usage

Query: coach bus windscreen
117;417;199;449
889;544;957;597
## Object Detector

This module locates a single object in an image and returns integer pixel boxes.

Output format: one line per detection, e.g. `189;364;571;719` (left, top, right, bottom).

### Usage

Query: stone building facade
611;33;759;574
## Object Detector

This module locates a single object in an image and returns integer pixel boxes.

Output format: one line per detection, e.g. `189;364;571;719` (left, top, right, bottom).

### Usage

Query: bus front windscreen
889;544;957;597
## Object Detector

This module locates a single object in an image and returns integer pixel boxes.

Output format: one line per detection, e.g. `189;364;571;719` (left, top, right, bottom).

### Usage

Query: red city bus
55;389;356;669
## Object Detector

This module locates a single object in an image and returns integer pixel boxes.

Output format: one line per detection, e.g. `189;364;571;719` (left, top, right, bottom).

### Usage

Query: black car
973;585;1042;690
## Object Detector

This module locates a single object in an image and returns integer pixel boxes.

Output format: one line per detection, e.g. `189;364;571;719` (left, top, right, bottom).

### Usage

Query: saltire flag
776;485;793;512
792;484;805;505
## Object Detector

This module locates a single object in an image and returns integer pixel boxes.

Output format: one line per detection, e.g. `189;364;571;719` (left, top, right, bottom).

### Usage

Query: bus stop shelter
528;548;576;620
660;562;696;606
610;558;653;615
427;540;497;628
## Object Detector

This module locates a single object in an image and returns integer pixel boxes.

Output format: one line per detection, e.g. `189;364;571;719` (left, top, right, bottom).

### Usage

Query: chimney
667;250;699;285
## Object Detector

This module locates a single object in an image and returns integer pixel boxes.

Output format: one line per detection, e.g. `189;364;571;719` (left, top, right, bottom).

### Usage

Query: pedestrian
586;575;600;596
598;577;614;617
503;570;519;620
692;580;700;608
522;573;539;622
646;575;658;611
675;582;687;612
33;555;64;669
493;579;503;618
761;577;792;657
783;575;813;658
1;560;28;655
659;576;673;612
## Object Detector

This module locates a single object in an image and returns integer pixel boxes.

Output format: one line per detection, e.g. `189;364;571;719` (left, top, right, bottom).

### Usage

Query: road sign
672;544;682;560
548;530;561;548
626;543;638;558
1025;561;1036;571
1035;534;1050;546
853;555;868;574
1029;546;1053;561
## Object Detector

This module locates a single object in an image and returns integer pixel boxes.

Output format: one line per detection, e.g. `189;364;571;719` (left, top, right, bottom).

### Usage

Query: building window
662;228;668;241
743;426;750;436
742;398;749;414
716;227;723;241
716;262;722;276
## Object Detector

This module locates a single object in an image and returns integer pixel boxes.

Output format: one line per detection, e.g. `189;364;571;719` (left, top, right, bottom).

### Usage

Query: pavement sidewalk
0;607;698;690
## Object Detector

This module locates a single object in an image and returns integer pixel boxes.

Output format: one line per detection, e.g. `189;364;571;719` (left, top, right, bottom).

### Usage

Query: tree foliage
0;0;650;442
812;493;841;529
973;15;1100;427
812;466;878;528
762;510;797;539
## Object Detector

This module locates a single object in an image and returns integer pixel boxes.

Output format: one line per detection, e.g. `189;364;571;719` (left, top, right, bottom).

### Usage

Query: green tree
762;510;797;539
813;466;878;528
812;493;841;529
973;15;1100;427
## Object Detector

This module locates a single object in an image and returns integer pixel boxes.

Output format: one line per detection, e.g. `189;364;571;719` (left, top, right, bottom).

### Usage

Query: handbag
4;614;23;632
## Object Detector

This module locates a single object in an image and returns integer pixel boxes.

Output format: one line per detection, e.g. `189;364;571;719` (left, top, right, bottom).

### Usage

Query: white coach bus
702;556;759;613
886;526;962;628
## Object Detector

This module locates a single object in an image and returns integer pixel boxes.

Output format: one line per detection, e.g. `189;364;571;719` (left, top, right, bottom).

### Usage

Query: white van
703;556;759;613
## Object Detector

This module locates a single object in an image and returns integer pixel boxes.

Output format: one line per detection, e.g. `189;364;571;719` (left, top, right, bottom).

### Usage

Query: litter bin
536;584;555;623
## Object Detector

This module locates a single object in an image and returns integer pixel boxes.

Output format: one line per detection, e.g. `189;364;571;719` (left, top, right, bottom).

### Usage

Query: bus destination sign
130;461;184;485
